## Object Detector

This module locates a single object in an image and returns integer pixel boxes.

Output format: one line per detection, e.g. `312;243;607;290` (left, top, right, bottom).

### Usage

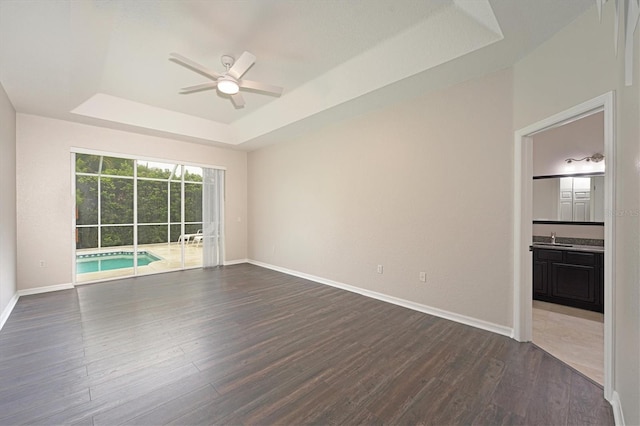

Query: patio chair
191;229;203;245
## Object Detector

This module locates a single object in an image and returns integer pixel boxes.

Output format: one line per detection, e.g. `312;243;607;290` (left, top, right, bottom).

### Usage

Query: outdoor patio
76;242;203;283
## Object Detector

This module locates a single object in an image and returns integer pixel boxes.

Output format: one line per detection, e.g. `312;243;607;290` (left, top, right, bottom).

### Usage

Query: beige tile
534;300;603;322
533;302;604;385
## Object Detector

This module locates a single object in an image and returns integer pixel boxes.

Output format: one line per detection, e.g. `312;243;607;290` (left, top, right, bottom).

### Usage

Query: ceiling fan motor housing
221;55;235;70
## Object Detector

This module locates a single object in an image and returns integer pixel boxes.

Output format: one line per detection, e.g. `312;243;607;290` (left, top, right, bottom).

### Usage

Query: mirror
533;174;604;224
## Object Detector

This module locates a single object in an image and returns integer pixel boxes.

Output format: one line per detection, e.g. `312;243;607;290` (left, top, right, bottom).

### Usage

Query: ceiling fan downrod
220;55;234;71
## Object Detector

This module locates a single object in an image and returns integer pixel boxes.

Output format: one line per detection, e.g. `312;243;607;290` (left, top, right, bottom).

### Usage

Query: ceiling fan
169;51;283;108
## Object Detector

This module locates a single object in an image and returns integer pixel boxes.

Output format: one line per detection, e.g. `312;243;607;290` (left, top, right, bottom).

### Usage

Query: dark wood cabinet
532;247;603;313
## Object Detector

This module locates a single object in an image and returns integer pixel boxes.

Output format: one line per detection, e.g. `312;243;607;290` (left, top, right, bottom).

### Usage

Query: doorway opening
513;92;615;401
530;111;605;385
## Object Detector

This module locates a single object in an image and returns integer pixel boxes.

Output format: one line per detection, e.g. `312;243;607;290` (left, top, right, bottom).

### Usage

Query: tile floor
532;300;604;385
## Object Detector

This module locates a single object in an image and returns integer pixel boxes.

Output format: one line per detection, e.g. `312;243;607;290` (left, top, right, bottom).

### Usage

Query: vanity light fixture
565;153;605;164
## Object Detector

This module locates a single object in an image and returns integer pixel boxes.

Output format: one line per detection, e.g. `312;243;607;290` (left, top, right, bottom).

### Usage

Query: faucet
551;232;556;244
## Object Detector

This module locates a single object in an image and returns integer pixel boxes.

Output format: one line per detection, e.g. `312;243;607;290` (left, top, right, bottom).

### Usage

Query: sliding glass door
74;152;224;283
76;155;135;280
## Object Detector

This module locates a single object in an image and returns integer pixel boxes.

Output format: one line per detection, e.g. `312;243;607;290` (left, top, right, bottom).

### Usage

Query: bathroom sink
534;242;573;247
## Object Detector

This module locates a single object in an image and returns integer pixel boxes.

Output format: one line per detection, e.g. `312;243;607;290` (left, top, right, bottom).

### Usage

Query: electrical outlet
419;271;426;282
377;265;384;274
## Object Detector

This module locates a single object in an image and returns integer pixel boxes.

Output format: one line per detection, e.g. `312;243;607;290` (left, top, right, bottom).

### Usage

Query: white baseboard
0;292;19;332
248;260;513;338
17;283;74;297
610;391;625;426
224;258;249;266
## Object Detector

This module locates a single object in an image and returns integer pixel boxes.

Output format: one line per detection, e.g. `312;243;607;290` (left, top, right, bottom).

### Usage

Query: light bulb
218;78;239;95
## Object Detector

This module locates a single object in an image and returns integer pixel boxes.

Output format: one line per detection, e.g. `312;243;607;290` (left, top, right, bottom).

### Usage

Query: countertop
530;243;604;253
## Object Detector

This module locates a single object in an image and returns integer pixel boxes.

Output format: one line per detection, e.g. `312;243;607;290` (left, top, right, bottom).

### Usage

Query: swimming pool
76;251;161;274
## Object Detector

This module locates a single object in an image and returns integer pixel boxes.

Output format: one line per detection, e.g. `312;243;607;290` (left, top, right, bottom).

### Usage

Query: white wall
532;178;558;220
514;3;639;423
532;111;604;176
248;68;514;328
16;114;247;291
0;82;17;324
616;25;640;425
532;223;604;240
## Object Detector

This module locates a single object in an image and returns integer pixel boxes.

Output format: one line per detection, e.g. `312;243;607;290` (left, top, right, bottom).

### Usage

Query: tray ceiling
0;0;594;149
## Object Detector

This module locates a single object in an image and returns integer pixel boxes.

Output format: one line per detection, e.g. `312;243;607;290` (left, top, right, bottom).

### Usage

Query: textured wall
16;114;247;290
248;68;514;328
514;3;639;423
532;111;604;177
0;82;17;321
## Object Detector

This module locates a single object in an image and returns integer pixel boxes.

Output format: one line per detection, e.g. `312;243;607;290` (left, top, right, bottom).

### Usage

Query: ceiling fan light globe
218;78;239;95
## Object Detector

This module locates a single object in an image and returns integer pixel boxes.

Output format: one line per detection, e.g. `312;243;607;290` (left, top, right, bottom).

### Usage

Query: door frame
70;148;227;285
512;91;615;400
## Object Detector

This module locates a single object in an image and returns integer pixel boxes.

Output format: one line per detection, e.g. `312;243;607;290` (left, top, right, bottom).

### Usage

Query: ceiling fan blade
228;51;256;79
179;82;218;94
169;53;220;81
239;79;283;96
230;93;245;108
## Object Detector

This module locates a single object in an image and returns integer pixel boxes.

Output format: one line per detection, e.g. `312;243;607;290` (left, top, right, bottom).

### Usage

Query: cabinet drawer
536;249;563;261
565;251;596;266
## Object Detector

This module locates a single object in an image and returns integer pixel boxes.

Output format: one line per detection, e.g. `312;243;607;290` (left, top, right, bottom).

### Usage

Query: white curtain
202;168;224;268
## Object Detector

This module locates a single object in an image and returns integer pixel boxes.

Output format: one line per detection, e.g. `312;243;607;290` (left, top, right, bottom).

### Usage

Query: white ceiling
0;0;594;150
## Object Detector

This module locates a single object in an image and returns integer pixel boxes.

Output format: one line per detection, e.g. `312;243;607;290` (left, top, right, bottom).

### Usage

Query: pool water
76;251;161;274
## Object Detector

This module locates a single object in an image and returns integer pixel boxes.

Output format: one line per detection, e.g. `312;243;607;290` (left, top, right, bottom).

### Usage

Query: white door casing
513;92;615;401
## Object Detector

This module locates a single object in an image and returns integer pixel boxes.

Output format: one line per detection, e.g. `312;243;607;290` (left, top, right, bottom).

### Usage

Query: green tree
75;154;204;249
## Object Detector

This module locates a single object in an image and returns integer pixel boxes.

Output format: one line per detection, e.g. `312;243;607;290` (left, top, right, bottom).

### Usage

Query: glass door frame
71;148;226;285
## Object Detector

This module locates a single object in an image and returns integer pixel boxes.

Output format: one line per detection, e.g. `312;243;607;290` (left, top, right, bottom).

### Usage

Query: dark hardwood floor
0;264;613;425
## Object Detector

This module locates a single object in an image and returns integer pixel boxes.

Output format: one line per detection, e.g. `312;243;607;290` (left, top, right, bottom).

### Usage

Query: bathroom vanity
531;243;604;313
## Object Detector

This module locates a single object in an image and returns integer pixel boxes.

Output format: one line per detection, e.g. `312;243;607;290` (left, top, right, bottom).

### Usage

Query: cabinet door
551;263;596;304
533;260;548;297
572;199;590;221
